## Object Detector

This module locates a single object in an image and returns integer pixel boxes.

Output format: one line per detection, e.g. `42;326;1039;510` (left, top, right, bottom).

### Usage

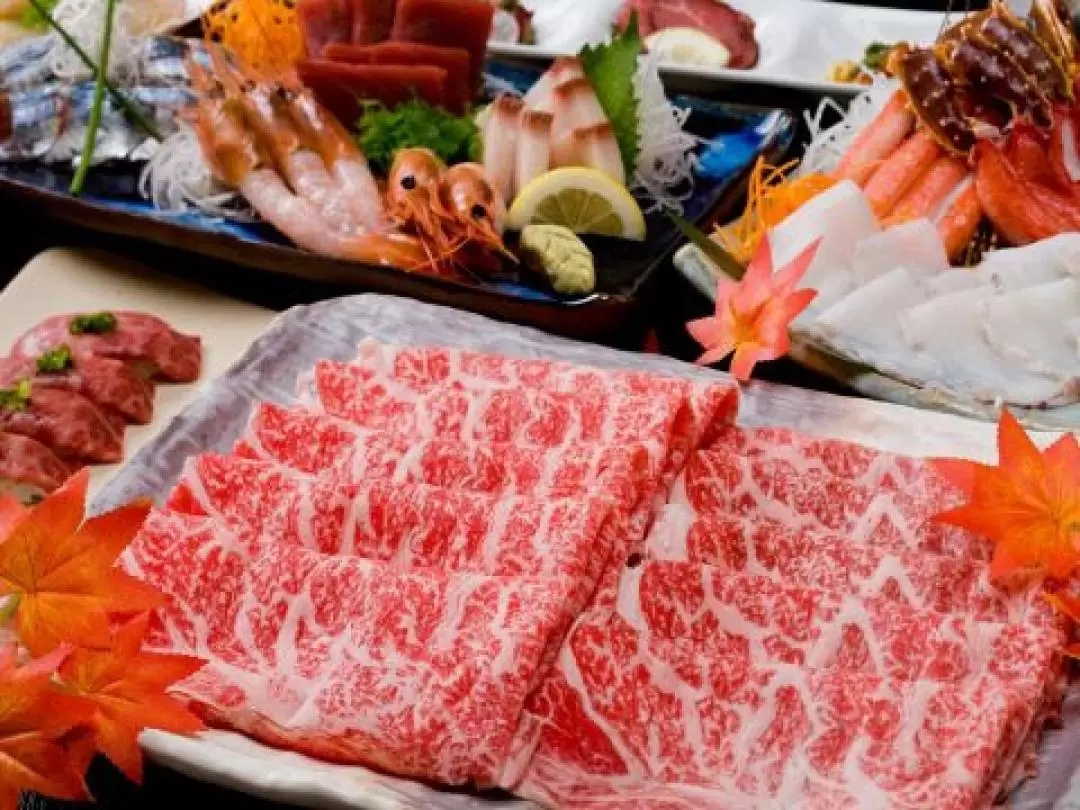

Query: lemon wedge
645;28;732;69
507;168;647;241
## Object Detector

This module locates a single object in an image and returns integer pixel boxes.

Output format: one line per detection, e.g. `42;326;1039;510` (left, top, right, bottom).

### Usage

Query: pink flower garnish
687;236;821;382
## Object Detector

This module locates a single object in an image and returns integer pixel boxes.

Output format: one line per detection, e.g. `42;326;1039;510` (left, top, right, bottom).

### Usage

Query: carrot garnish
714;158;835;265
204;0;305;73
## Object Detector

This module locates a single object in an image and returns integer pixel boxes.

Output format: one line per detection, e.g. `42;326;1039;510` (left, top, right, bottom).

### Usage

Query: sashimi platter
0;0;793;331
677;0;1080;431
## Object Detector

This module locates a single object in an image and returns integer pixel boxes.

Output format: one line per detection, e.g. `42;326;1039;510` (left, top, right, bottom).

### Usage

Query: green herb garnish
69;312;117;335
580;13;644;176
36;345;74;374
19;0;58;31
70;0;116;196
0;379;32;412
863;41;895;73
355;100;482;176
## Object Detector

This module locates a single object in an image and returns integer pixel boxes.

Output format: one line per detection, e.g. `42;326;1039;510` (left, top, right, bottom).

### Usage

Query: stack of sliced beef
126;341;1065;809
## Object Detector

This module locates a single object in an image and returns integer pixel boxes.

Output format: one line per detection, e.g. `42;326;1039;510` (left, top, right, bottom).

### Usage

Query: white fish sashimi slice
899;286;1073;407
976;233;1080;286
851;220;949;287
982;279;1080;388
482;95;523;205
515;109;553;199
768;181;880;321
802;267;939;384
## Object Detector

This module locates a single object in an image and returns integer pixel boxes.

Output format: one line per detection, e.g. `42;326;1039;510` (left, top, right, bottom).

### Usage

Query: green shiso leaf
580;13;644;176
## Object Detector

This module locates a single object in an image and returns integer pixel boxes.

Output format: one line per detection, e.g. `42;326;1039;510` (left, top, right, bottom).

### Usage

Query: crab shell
890;0;1078;156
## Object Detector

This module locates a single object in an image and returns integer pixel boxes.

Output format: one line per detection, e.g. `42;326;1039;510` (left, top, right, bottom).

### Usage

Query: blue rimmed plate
0;59;795;340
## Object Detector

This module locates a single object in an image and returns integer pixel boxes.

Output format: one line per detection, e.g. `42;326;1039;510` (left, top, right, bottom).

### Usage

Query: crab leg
973;140;1080;245
882;155;970;226
863;129;942;218
934;180;983;262
834;91;917;186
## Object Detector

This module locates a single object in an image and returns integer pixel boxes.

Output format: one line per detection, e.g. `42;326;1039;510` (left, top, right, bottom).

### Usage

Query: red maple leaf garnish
59;613;205;784
0;645;95;810
932;410;1080;581
0;470;164;657
687;236;821;382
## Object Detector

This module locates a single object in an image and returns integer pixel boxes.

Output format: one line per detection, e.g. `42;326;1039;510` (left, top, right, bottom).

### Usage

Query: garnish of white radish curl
139;124;252;220
47;0;189;81
799;76;899;178
632;49;700;215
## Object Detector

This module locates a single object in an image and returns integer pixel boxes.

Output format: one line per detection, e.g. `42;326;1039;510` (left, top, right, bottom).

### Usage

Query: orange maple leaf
687;236;821;382
932;410;1080;581
0;496;24;542
1044;592;1080;659
0;470;164;657
0;645;96;810
59;613;205;784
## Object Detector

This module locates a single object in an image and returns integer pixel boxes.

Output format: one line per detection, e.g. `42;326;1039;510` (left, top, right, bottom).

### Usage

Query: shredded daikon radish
139;125;252;220
799;75;898;177
631;49;700;214
47;0;165;80
520;0;623;52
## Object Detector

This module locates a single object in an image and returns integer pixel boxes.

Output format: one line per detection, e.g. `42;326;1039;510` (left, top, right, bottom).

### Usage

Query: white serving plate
0;247;276;497
489;0;945;97
7;250;1075;808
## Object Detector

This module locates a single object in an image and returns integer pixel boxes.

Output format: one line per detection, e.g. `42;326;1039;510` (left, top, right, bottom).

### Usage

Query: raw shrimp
438;162;513;258
386;147;459;256
187;46;430;270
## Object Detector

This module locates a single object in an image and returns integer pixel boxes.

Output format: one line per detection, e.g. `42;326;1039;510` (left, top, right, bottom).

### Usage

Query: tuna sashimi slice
235;402;654;510
391;0;494;92
11;312;201;383
0;431;70;497
297;61;448;125
669;443;985;560
0;386;123;463
645;505;1052;625
0;353;154;424
349;0;395;44
125;509;569;788
166;453;619;614
511;607;1027;809
297;0;352;58
324;42;471;113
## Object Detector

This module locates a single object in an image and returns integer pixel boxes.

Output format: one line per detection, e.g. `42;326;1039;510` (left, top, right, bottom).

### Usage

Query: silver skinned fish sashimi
0;36;205;165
